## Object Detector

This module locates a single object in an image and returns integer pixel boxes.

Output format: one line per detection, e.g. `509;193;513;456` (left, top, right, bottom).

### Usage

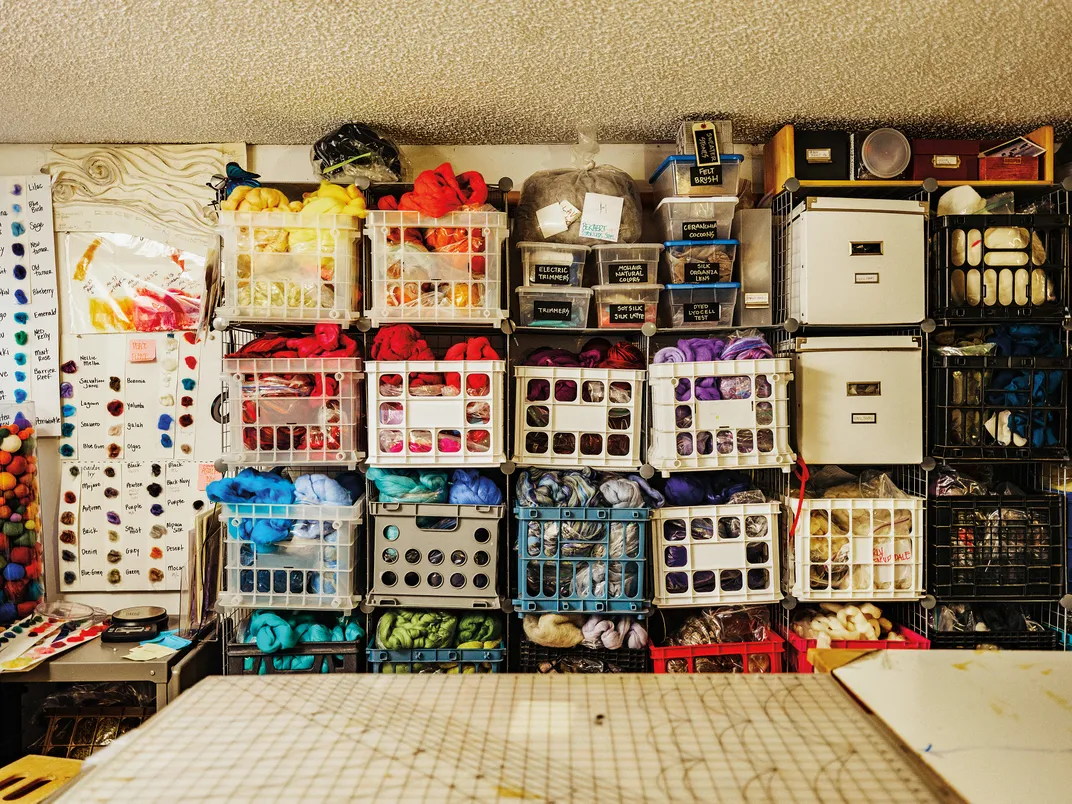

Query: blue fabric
294;474;352;505
140;629;193;651
242;610;365;674
449;470;503;505
208;469;295;551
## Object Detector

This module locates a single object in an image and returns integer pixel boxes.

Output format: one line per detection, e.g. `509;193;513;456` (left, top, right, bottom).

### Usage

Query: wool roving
523;613;584;648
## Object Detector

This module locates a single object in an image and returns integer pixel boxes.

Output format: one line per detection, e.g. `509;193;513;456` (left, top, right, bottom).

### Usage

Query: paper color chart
0;177;61;435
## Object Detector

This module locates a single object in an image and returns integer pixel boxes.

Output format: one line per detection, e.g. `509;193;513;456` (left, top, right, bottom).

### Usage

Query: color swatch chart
0;177;61;436
57;460;211;591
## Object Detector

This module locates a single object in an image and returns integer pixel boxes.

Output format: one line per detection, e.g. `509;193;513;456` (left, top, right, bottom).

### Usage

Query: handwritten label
197;463;222;491
689;165;723;188
535;203;569;238
691;122;721;167
680;220;720;240
608;304;646;324
683;303;724;324
532;300;572;323
129;339;157;362
683;262;723;284
533;263;573;285
578;193;623;243
608;262;647;284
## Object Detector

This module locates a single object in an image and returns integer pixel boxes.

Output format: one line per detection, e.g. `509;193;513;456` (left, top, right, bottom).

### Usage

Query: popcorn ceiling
2;0;1071;146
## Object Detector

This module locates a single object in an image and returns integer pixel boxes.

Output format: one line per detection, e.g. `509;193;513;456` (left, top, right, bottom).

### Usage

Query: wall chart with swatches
0;176;61;436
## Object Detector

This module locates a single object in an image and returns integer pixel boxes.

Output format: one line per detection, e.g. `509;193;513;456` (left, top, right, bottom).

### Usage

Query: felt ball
3;563;25;581
10;547;31;565
9;514;21;523
23;563;40;581
7;457;26;476
0;557;6;572
13;534;33;548
0;535;8;552
0;437;21;455
4;579;26;600
16;601;36;617
12;485;26;499
0;602;17;622
23;520;34;532
26;581;41;599
0;474;15;492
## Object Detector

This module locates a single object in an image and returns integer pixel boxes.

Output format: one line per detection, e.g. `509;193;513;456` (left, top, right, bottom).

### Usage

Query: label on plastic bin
683;261;722;283
681;220;719;239
744;292;770;308
608;303;646;323
608;262;647;284
534;263;572;285
689;165;723;187
683;303;722;323
533;300;572;322
578;193;623;242
691;122;722;167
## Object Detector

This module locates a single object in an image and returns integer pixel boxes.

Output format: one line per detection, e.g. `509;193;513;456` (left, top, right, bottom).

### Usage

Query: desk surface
835;649;1072;804
56;674;946;803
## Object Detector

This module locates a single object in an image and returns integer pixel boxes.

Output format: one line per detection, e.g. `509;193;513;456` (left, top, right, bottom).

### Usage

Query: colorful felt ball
7;513;19;523
9;547;31;565
13;534;33;548
23;520;34;531
0;436;21;454
0;474;15;492
0;602;16;622
23;563;39;581
4;579;26;600
0;535;7;551
2;522;23;537
7;457;26;475
15;601;36;617
3;563;25;582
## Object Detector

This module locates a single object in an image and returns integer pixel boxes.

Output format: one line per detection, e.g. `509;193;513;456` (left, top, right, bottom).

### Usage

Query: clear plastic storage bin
518;242;588;287
663;283;739;328
649;154;743;202
662;240;738;284
592;284;662;328
655;197;739;241
366;208;509;325
515;287;592;328
592;244;662;285
217;210;362;325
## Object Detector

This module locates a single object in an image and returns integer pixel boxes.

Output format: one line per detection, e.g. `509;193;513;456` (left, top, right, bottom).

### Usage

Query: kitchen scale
101;606;169;643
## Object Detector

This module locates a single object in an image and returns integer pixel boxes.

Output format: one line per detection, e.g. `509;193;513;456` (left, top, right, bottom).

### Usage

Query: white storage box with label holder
648;357;794;474
788;197;927;326
518;242;588;287
516;286;592;328
655;197;739;241
514;365;645;469
366;209;509;325
649;154;743;202
785;493;925;601
653;502;781;607
367;360;506;466
592;243;662;285
793;336;923;465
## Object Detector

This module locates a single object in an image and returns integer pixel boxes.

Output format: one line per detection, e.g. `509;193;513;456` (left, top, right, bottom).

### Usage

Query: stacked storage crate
363;181;511;673
213;184;369;674
925;191;1071;650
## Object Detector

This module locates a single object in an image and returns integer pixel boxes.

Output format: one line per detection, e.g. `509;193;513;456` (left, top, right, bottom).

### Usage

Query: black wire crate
929;495;1065;599
928;603;1061;649
930;354;1072;460
930;214;1070;322
518;641;649;673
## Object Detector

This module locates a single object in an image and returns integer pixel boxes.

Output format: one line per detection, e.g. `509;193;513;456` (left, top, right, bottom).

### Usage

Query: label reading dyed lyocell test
683;303;722;323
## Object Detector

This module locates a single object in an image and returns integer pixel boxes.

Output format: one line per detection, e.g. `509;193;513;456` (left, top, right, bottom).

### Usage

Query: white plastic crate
653;502;781;607
514;366;645;469
785;495;925;601
219;498;364;611
222;356;364;467
365;209;509;325
216;210;362;325
648;358;794;475
366;360;506;466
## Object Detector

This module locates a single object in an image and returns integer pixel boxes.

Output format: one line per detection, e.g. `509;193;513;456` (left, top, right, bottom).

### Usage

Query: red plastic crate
650;632;785;674
784;625;929;673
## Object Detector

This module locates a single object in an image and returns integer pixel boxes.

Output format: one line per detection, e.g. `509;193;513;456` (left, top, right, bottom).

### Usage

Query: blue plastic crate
366;647;505;673
513;506;650;616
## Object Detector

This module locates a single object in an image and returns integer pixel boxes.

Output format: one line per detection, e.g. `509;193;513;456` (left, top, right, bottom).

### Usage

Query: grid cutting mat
57;674;944;803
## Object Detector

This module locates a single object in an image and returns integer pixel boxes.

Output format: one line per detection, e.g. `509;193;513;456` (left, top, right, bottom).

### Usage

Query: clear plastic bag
311;122;404;184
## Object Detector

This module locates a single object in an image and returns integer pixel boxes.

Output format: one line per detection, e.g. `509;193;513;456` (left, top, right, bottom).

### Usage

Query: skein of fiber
581;615;649;650
249;611;300;653
367;468;448;503
516;468;599;507
599;477;643;508
449;470;503;505
523;613;584;648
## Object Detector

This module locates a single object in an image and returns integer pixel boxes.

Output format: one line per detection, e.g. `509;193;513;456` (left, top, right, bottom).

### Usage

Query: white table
54;674;947;803
835;650;1072;804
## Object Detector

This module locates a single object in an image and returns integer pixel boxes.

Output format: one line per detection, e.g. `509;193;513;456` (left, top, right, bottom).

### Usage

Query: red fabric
229;325;358;360
395;164;488;218
601;342;645;369
5;579;27;602
16;601;37;617
371;325;440;387
444;337;500;392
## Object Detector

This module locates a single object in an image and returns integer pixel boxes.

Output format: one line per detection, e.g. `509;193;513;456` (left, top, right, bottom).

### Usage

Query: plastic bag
515;129;643;244
311;123;404;184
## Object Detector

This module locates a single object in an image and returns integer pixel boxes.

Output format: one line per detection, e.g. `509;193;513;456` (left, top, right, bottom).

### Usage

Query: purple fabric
579;338;611;367
722;336;773;360
675;378;692;401
525;347;579;367
653;346;687;363
695;378;721;400
662;472;753;507
680;338;726;362
555;380;578;401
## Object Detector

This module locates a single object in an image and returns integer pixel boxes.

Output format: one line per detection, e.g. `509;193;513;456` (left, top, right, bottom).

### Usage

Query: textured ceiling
3;0;1072;146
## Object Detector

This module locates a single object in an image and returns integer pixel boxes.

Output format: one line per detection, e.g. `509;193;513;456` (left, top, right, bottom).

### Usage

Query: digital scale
101;606;169;643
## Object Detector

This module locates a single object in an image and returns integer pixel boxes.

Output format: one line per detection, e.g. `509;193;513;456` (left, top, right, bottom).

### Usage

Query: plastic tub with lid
517;242;589;287
655;196;738;240
649;154;743;202
592;243;662;285
516;286;592;328
663;283;739;328
662;240;738;284
858;128;912;180
592;284;663;328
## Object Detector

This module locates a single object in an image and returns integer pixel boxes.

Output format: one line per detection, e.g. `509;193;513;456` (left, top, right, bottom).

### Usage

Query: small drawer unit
514;506;650;615
515;286;592;328
222;356;364;467
788;197;927;326
929;494;1065;600
652;503;781;607
518;242;588;287
794;336;924;465
661;240;738;284
931;214;1069;321
650;632;785;674
592;284;662;328
655;197;738;241
217;210;363;325
662;283;739;328
366;501;504;609
366;359;506;466
219;498;365;611
648;357;793;473
649;154;744;202
592;243;662;285
786;494;925;602
514;365;645;469
365;208;509;325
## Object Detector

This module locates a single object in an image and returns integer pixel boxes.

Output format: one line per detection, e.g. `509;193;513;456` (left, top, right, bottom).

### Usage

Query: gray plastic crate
366;501;504;608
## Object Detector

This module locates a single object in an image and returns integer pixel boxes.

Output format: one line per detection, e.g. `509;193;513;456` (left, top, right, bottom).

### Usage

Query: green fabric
375;610;458;650
457;613;501;644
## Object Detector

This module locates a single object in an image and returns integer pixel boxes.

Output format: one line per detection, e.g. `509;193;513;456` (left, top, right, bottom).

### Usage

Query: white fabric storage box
365;209;508;325
793;336;923;465
785;494;925;601
514;366;645;469
648;357;794;474
366;360;506;466
788;197;926;325
653;502;781;606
